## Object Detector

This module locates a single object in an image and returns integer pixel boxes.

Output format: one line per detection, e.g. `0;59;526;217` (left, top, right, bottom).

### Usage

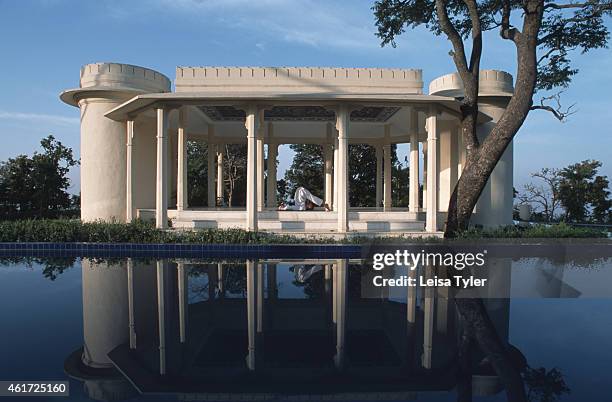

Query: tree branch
434;0;470;77
544;1;606;10
463;0;483;73
530;92;577;121
500;0;521;42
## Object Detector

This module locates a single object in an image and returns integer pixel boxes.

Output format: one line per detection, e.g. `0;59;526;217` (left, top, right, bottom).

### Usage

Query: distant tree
392;149;410;207
277;178;290;204
348;144;377;207
284;144;325;199
223;144;247;207
284;143;408;207
558;160;611;223
590;175;612;223
0;135;78;219
518;168;562;222
373;0;612;237
186;140;209;207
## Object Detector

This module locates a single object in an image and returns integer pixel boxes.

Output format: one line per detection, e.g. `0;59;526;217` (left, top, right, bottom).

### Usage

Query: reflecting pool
0;250;611;401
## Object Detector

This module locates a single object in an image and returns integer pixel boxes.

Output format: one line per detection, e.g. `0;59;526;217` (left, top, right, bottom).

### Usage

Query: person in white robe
278;187;330;211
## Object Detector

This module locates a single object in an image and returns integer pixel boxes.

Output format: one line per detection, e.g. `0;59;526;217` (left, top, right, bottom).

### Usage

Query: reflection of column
267;142;278;208
257;263;264;333
422;264;435;369
156;108;169;229
246;260;256;370
127;259;136;349
324;264;331;295
267;263;277;300
177;263;187;344
375;145;383;208
156;261;167;375
406;268;417;324
81;259;128;368
217;263;224;295
177;108;188;211
334;259;347;369
332;263;337;324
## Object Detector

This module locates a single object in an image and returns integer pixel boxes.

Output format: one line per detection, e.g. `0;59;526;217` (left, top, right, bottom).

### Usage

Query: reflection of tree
455;298;528;402
290;265;324;299
524;367;570;402
289;264;362;299
188;263;247;299
0;257;77;281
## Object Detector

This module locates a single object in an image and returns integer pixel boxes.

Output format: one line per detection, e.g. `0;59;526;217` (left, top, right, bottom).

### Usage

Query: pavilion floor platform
137;208;443;237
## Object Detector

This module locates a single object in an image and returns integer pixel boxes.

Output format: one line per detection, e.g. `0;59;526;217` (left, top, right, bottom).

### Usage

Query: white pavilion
60;63;514;236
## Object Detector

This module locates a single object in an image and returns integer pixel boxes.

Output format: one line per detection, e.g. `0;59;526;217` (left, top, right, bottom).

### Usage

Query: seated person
278;186;330;211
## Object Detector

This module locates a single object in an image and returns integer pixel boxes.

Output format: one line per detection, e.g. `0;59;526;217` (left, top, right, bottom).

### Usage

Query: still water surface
0;256;611;401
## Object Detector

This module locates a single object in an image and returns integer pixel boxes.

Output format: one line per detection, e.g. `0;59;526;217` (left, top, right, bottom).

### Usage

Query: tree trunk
445;2;543;237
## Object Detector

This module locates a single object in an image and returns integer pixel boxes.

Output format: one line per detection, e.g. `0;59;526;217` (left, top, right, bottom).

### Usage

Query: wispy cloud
0;111;79;126
111;0;383;51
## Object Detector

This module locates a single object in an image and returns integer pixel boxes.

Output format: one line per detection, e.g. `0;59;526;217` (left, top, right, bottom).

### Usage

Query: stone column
324;144;334;207
156;107;169;229
383;142;392;211
177;109;188;212
438;122;458;211
266;142;278;208
257;125;265;212
207;129;216;208
333;126;339;212
425;107;438;232
61;63;170;223
409;109;420;212
126;120;134;222
325;124;334;208
216;146;224;206
422;143;428;209
375;145;383;208
245;106;260;231
335;106;349;233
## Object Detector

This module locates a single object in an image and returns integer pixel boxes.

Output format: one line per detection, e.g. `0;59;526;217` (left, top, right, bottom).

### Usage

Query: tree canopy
283;144;410;207
0;135;79;219
373;0;612;236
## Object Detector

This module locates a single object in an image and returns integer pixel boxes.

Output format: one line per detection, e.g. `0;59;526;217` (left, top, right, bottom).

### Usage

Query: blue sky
0;0;610;195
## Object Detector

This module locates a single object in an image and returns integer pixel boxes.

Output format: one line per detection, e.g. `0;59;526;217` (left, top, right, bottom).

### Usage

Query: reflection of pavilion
66;258;518;400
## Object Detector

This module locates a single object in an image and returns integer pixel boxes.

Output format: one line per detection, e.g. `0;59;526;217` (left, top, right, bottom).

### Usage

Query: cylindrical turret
429;70;514;227
60;63;170;221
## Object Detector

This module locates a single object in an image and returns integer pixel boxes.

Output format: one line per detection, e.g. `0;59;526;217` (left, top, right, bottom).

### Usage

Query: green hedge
457;222;608;239
0;219;606;244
